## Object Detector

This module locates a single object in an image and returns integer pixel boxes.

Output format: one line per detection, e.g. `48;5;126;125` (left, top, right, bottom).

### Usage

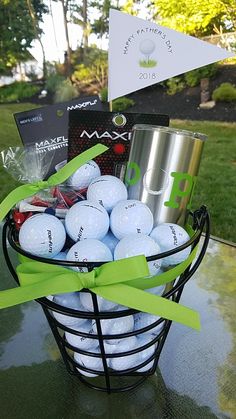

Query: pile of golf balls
18;162;192;373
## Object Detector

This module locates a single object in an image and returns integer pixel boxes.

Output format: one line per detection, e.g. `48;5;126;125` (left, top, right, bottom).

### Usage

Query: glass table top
0;235;235;419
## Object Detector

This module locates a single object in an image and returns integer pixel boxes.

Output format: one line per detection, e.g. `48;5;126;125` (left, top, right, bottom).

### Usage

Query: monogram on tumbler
126;125;206;226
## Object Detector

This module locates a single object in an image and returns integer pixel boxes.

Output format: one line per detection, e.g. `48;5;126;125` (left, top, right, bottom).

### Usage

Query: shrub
99;87;108;102
72;55;108;91
112;97;135;111
0;81;40;103
45;73;65;93
54;79;78;103
184;64;218;87
166;77;185;95
212;82;236;102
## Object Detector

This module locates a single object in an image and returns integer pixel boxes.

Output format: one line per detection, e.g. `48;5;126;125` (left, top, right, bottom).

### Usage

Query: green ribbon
0;143;108;221
0;246;200;330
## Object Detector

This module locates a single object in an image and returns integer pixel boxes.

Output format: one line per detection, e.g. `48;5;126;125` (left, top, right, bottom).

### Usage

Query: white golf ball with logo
114;233;162;276
65;200;109;241
53;292;87;327
134;312;164;336
87;175;128;212
66;239;113;273
19;213;66;258
65;320;98;351
150;223;191;267
110;200;154;240
92;315;134;345
67;160;101;190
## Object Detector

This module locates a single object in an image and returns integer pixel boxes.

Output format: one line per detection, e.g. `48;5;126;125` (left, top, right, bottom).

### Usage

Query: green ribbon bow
0;246;200;330
0;143;108;221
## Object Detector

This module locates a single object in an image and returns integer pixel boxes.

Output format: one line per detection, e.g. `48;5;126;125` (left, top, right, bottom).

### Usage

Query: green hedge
0;82;40;103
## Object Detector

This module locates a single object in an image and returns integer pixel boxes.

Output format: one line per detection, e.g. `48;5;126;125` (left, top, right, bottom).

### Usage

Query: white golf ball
139;39;155;55
146;284;166;296
19;213;66;258
136;334;156;372
80;292;119;312
110;200;154;240
65;200;109;242
92;315;134;345
105;336;138;369
53;292;87;327
67;160;101;190
53;252;67;261
65;320;98;351
74;347;104;377
109;347;140;371
104;336;138;354
66;239;113;273
87;175;128;212
101;230;119;255
114;233;162;276
150;223;191;267
134;312;164;336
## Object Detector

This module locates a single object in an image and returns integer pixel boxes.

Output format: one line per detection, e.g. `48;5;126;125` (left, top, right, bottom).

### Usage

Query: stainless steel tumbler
126;125;206;226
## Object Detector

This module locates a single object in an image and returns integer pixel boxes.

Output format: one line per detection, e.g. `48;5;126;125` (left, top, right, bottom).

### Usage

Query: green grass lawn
171;119;236;243
0;103;235;242
0;103;40;200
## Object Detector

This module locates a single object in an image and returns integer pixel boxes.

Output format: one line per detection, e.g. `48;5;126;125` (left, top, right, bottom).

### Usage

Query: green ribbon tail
92;283;201;331
0;273;84;308
0;143;108;221
129;244;198;290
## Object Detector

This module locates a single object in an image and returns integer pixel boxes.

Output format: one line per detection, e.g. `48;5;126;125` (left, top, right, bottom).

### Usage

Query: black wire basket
2;205;210;393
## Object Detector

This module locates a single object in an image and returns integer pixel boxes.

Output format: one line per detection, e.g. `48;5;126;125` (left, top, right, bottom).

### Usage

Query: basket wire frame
2;206;210;393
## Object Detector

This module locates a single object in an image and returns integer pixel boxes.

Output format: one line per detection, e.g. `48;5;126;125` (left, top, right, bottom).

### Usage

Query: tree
60;0;72;74
152;0;236;37
0;0;47;75
56;0;89;73
90;0;120;44
26;0;47;79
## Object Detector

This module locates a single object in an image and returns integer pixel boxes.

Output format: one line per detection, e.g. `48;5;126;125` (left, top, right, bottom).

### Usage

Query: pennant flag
108;9;234;101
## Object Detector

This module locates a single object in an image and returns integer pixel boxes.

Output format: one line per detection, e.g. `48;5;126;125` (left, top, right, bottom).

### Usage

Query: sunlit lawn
0;103;235;242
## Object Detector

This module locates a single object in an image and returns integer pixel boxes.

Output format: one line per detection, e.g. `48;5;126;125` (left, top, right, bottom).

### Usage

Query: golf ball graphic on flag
65;200;109;241
110;200;154;240
150;223;191;267
19;213;66;258
139;39;157;67
67;160;101;190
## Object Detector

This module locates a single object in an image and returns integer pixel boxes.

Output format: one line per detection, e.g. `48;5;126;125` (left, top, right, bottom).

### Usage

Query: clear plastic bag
1;145;54;183
1;146;85;228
